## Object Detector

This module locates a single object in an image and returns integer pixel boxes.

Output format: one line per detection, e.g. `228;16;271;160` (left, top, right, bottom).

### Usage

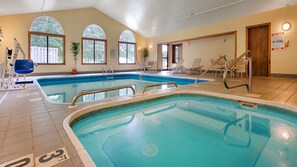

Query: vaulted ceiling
0;0;296;37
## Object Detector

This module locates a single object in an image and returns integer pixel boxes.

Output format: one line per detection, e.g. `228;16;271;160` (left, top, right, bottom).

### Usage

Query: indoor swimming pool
37;74;205;103
70;93;297;167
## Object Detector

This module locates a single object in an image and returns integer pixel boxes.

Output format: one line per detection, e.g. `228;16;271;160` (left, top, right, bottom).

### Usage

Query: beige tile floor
0;72;296;166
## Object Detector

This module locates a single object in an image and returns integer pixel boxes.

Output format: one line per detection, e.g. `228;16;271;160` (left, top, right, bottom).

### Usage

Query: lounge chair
211;58;225;76
136;61;145;72
169;59;184;73
232;59;248;77
186;58;204;74
146;61;157;72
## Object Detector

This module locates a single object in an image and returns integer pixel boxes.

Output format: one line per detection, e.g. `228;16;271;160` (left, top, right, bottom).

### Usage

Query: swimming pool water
71;94;297;167
38;74;204;103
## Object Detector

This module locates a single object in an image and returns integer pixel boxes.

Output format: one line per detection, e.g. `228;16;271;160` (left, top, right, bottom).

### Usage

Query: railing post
248;54;252;93
224;54;227;70
195;55;226;83
69;85;136;109
223;51;252;92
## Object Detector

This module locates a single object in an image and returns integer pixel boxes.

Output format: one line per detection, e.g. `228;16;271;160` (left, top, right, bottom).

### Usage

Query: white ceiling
0;0;297;37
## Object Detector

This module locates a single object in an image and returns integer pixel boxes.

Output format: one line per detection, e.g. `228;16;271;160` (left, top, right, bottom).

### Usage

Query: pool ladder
223;115;251;147
195;55;227;83
69;85;136;108
223;51;252;93
103;65;114;80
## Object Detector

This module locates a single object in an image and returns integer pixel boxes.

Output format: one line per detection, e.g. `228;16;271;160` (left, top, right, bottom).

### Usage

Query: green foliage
119;43;135;63
71;42;80;68
116;30;137;63
83;24;105;39
0;26;3;44
119;30;135;42
71;42;80;59
30;16;63;34
82;25;106;63
30;16;64;63
141;48;149;61
30;35;64;63
82;40;105;63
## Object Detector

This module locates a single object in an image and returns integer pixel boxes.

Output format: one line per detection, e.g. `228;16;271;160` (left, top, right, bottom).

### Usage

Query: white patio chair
234;59;248;77
169;59;184;73
186;58;204;74
146;61;157;72
136;61;145;72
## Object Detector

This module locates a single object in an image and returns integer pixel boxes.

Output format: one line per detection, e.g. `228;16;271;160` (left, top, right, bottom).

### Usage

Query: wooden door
247;24;270;76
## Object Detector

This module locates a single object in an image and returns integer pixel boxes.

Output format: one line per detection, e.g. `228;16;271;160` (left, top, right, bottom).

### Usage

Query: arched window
82;24;107;64
29;16;65;64
119;30;136;64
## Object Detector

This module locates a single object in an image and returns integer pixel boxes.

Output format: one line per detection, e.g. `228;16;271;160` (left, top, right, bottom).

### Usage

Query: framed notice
110;49;116;58
272;32;285;51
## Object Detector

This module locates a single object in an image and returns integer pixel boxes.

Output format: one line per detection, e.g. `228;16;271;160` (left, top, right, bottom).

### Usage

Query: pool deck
0;72;297;166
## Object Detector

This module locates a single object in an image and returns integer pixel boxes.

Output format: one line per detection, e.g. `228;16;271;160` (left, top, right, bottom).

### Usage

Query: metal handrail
69;85;136;109
109;66;114;79
103;65;114;79
141;82;178;94
223;115;251;148
195;55;227;83
223;50;252;92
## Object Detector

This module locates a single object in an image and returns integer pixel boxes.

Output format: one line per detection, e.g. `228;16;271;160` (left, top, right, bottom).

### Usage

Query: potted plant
0;26;3;46
70;42;80;74
141;47;149;62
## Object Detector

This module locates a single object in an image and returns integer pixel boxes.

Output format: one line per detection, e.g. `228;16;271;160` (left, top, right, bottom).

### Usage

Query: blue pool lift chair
14;59;34;74
14;59;34;85
1;39;35;90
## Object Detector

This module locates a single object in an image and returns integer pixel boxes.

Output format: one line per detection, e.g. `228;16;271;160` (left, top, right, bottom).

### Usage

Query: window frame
81;37;107;65
172;44;182;64
118;41;137;65
28;31;66;65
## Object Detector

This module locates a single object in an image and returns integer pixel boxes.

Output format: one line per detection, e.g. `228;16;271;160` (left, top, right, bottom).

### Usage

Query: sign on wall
110;49;116;58
272;32;285;51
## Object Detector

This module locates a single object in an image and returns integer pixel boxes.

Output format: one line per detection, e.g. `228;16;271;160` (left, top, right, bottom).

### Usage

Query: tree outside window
29;16;65;64
82;24;107;64
119;30;136;64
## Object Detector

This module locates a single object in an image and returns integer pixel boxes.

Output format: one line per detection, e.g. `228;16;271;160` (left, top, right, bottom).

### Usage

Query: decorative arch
30;16;64;34
83;24;106;39
119;30;136;42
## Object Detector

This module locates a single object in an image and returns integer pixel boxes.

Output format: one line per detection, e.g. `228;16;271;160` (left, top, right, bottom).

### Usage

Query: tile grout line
40;89;76;166
285;89;297;104
267;78;296;100
278;79;297;103
0;91;9;104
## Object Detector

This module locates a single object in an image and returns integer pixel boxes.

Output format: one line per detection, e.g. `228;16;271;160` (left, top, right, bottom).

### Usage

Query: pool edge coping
63;89;297;167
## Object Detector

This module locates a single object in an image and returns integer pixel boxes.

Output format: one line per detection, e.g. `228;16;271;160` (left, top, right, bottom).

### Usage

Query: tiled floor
0;72;296;166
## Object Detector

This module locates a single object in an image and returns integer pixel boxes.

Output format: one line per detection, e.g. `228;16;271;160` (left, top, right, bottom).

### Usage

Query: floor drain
142;144;158;157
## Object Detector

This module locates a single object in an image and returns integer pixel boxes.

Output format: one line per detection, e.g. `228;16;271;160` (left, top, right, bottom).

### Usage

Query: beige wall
148;5;297;74
182;34;235;68
0;8;147;73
